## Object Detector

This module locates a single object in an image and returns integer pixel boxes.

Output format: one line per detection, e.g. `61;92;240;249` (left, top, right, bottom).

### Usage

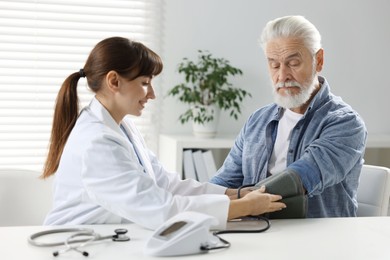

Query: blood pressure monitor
144;211;219;256
158;221;188;238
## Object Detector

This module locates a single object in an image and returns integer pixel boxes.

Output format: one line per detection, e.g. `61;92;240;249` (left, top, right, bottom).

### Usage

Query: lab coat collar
88;96;123;137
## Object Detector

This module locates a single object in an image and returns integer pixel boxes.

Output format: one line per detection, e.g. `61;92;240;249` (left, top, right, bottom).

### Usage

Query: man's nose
278;64;291;82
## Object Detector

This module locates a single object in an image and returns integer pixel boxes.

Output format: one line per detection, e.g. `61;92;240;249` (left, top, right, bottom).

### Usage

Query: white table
1;217;389;260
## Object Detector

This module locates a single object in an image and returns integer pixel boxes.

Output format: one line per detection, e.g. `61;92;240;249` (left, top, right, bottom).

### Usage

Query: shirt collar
304;76;329;116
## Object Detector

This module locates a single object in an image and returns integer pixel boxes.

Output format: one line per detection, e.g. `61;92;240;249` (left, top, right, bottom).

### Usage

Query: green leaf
167;50;252;124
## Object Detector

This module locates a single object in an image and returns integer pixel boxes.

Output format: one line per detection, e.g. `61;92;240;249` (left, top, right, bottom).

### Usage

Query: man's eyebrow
285;52;302;60
267;52;302;62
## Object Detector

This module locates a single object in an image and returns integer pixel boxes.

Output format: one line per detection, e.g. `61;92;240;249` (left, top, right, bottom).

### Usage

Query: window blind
0;0;163;171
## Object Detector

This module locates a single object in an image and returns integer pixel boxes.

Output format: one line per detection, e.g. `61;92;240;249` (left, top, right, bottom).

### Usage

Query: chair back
357;165;390;216
0;169;53;226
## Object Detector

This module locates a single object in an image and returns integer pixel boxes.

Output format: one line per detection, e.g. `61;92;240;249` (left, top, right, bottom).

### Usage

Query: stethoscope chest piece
113;228;130;242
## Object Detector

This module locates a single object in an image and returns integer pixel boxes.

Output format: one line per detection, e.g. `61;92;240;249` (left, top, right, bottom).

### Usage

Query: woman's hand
227;186;286;220
244;186;286;216
225;187;254;200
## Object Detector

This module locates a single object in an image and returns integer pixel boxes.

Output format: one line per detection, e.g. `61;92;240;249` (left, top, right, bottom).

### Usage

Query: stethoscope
28;228;130;257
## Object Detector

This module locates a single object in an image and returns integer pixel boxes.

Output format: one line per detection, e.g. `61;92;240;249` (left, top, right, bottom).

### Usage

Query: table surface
1;217;389;260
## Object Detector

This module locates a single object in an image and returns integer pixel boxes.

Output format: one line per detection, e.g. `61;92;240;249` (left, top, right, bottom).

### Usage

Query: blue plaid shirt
211;76;367;217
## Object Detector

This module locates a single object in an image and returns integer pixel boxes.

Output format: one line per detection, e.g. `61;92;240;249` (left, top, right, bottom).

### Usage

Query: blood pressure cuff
254;169;307;219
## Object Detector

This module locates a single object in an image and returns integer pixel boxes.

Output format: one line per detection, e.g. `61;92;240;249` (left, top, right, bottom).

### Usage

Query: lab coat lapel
88;97;154;180
120;117;155;180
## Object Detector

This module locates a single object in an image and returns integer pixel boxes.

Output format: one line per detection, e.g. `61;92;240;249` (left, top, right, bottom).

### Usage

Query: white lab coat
44;97;229;230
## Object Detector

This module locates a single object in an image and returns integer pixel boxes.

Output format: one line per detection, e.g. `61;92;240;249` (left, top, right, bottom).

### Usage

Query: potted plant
168;50;251;137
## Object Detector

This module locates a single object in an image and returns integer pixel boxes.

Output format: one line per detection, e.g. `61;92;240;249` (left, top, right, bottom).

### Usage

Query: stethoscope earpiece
53;248;89;257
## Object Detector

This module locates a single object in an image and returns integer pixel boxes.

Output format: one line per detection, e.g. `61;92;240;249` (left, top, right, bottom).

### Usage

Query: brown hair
42;37;163;178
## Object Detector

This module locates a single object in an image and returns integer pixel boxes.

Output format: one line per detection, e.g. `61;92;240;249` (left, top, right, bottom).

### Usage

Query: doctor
42;37;285;230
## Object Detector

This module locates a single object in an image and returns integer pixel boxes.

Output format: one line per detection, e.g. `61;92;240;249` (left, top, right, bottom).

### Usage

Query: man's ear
315;48;324;72
105;70;120;93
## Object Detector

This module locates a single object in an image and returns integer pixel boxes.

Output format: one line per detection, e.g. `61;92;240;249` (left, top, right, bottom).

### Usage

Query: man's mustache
275;81;302;89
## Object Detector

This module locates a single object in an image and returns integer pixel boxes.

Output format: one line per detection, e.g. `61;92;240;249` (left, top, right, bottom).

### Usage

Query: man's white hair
260;15;322;54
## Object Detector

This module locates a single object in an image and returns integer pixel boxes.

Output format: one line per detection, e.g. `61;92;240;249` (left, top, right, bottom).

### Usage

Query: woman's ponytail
42;72;82;178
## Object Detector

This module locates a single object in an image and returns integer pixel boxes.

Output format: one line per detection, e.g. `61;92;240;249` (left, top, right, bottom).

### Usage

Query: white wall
159;0;390;137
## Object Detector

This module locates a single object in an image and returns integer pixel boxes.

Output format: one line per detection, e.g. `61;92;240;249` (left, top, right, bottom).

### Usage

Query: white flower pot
191;105;220;138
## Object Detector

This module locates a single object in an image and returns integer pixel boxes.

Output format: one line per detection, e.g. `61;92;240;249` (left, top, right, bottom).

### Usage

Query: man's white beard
272;74;317;109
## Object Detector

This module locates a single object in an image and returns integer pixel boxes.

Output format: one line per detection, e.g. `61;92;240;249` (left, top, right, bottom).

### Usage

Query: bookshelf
158;133;390;177
158;134;235;177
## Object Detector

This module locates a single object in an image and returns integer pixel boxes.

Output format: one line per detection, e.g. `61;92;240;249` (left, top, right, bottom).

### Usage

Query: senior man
211;15;367;217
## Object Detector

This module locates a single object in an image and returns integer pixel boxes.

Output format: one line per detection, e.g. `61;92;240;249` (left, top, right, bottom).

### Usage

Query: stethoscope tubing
28;228;112;247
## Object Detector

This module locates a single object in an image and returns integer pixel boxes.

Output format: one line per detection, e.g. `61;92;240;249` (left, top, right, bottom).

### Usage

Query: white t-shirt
268;109;303;175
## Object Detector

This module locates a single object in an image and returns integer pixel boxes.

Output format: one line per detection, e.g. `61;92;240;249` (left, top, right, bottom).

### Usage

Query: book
192;150;209;182
202;150;218;180
183;149;198;180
